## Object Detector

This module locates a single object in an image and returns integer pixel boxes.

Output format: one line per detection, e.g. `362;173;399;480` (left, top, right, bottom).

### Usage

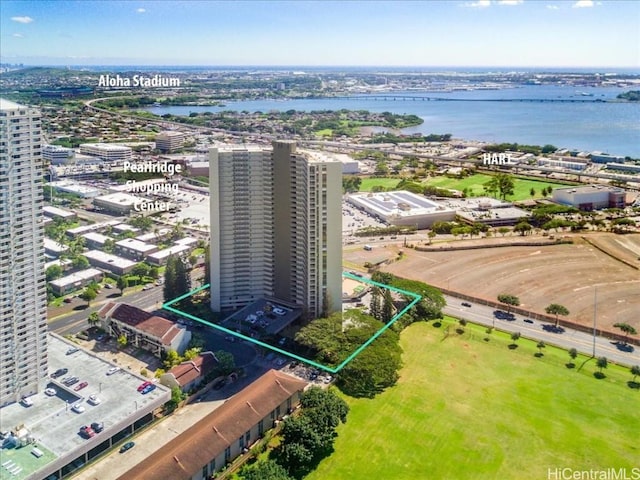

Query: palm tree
545;303;569;328
88;311;100;328
613;322;638;344
498;294;520;314
630;365;640;385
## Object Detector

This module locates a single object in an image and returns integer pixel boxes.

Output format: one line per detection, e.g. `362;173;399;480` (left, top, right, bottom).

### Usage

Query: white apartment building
209;141;342;318
209;145;275;311
155;131;185;152
79;142;132;162
0;99;49;406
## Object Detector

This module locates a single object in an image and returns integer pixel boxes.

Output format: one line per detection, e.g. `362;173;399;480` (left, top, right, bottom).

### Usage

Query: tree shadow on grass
534;352;544;358
432;321;442;328
565;362;575;369
508;344;518;350
593;372;606;379
627;381;640;390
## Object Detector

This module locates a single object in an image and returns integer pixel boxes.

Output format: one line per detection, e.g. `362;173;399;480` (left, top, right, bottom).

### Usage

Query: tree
536;341;546;356
529;187;536;198
183;347;201;361
514;222;532;236
369;287;382;322
613;322;638;344
568;348;578;365
596;356;608;375
510;331;521;346
117;334;127;348
428;230;436;244
497;294;520;313
497;227;509;237
483;176;499;198
163;349;182;369
79;286;97;307
46;264;64;281
240;459;294;480
545;303;569;328
381;288;394;323
131;262;150;278
164;255;191;303
117;276;128;295
72;255;90;270
630;365;640;385
88;311;100;328
214;350;235;375
374;160;389;176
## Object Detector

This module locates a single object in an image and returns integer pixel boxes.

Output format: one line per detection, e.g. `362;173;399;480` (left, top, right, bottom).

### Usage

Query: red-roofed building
118;369;308;480
159;351;219;392
99;302;191;357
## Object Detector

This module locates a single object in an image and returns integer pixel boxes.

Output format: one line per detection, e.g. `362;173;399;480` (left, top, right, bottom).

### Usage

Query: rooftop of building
165;352;218;388
83;250;137;269
49;268;102;289
223;298;303;336
147;244;191;261
93;192;147;206
118;369;307;480
0;98;24;110
79;143;132;151
349;190;455;217
115;238;157;253
99;303;184;345
554;184;625;194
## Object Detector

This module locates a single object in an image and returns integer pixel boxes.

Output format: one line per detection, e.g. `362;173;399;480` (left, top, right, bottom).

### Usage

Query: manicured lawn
359;177;402;191
425;174;572;201
308;319;639;480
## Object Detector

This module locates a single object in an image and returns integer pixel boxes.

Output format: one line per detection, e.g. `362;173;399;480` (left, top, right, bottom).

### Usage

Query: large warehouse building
347;190;456;228
552;185;625;210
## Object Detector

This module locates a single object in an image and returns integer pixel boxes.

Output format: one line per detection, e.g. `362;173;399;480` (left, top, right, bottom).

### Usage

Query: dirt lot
345;234;640;334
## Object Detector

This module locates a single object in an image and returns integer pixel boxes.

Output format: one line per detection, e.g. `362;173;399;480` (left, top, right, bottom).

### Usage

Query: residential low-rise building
115;238;159;261
159;352;219;392
147;244;191;266
118;369;308;480
84;250;137;275
49;268;103;295
99;302;191;357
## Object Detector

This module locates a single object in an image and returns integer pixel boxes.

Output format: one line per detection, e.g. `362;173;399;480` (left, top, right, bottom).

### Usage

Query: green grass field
359;175;572;201
307;318;639;480
425;174;572;201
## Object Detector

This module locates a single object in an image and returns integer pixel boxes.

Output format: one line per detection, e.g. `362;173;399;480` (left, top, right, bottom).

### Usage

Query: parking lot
342;198;387;243
0;335;169;480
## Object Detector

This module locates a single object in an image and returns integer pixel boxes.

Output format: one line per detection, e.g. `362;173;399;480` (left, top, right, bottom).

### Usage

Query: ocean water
146;85;640;157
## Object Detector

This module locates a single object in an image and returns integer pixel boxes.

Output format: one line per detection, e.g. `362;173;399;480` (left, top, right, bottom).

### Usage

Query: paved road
443;295;640;367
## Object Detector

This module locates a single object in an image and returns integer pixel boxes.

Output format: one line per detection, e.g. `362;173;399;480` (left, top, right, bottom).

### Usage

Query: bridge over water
338;95;607;103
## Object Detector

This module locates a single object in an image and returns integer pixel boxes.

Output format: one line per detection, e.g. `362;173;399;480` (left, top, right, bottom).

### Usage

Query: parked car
79;425;95;439
51;368;68;378
66;347;79;355
137;381;152;392
71;403;85;414
63;376;79;386
106;366;120;376
141;384;156;395
74;381;88;391
20;397;33;407
119;441;135;453
44;388;57;396
87;394;101;405
91;422;104;433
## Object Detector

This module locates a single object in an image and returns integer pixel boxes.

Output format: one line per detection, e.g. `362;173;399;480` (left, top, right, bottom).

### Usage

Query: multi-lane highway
444;294;639;367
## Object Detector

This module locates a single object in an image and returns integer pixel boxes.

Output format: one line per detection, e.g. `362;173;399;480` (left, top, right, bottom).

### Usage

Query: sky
1;0;639;68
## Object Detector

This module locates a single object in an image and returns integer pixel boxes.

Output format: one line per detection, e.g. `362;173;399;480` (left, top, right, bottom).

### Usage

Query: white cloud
463;0;491;7
497;0;523;5
136;8;146;13
546;5;559;9
572;0;594;7
12;33;24;38
11;16;34;24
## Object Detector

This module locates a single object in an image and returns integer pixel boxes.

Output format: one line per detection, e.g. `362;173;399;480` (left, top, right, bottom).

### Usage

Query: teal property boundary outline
162;273;422;374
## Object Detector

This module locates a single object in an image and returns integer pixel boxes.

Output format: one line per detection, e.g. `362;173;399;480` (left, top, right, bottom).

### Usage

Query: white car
21;397;33;407
71;403;85;413
106;366;120;376
44;388;57;396
88;395;101;405
273;307;286;316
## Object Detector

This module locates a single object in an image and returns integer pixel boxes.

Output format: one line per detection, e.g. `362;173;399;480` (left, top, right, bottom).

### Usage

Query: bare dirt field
345;234;640;334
